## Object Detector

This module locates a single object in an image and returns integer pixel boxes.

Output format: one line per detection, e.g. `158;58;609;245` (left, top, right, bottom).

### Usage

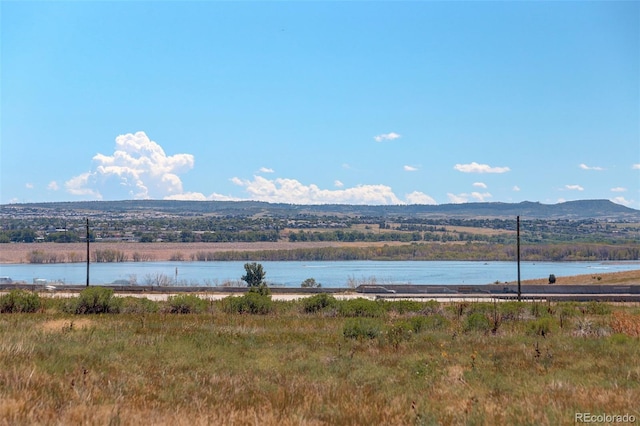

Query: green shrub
0;290;41;313
120;297;159;314
73;287;122;314
166;294;208;314
302;293;337;313
446;302;470;318
223;293;273;315
301;278;321;288
463;312;491;332
467;303;495;315
343;318;382;340
581;301;612;315
248;284;271;297
528;316;554;336
498;302;525;321
407;314;450;333
557;302;579;316
609;333;631;345
420;300;442;315
384;322;413;348
338;298;384;317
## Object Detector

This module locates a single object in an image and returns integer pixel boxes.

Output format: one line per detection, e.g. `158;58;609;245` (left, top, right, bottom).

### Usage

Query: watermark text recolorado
575;413;636;423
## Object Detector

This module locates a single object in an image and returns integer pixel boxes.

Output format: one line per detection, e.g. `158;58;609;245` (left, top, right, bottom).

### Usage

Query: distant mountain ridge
3;199;639;220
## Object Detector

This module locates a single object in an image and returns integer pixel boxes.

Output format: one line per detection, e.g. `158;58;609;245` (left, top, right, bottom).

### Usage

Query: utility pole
517;215;521;301
86;218;90;287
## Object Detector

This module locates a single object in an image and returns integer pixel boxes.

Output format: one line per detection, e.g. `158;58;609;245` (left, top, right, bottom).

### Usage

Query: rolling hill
2;199;639;220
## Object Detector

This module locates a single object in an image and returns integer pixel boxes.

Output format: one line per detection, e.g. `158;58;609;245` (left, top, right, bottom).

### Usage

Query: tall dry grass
0;299;639;425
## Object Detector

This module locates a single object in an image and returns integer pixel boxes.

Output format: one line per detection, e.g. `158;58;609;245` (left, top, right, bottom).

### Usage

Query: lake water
1;260;639;288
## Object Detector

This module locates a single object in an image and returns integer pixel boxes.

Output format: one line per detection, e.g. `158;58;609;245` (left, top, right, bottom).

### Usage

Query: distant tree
139;234;154;243
301;278;321;288
180;230;195;242
241;262;270;296
241;262;266;287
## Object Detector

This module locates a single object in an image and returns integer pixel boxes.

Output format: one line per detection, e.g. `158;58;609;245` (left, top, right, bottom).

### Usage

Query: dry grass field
1;293;639;425
513;269;640;286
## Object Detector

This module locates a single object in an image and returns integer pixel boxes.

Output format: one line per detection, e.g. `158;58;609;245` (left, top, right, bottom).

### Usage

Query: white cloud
565;184;584;191
512;186;521;192
632;164;640;170
611;197;632;206
473;182;487;188
405;191;437;205
66;172;102;199
611;187;627;193
374;132;401;142
228;175;434;205
164;192;207;201
579;163;604;171
447;192;492;203
334;180;344;187
258;167;274;173
25;183;34;189
403;165;418;172
447;193;467;204
454;162;510;174
47;181;59;191
65;131;195;200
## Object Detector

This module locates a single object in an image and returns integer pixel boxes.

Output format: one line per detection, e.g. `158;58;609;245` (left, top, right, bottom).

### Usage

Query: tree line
192;243;640;262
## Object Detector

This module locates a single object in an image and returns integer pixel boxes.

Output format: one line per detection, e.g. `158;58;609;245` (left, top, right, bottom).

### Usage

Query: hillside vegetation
2;200;638;263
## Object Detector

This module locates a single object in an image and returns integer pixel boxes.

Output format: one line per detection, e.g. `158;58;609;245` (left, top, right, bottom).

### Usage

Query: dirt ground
513;268;640;286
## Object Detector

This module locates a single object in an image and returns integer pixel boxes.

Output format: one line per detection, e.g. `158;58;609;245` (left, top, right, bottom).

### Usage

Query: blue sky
2;1;639;207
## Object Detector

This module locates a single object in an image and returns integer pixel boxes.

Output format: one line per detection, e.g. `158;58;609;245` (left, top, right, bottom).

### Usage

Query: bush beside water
166;294;209;314
0;290;41;313
68;287;122;314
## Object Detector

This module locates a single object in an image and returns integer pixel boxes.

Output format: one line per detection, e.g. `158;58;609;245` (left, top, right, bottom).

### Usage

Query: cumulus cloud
47;181;59;191
66;172;102;199
164;192;208;201
25;183;34;189
403;165;418;172
611;197;632;206
228;175;435;205
374;132;401;142
611;187;627;193
632;164;640;169
405;191;437;205
454;162;510;174
565;184;584;191
512;186;521;192
258;167;274;173
447;192;492;203
473;182;487;189
334;180;344;188
579;163;604;171
65;132;196;200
